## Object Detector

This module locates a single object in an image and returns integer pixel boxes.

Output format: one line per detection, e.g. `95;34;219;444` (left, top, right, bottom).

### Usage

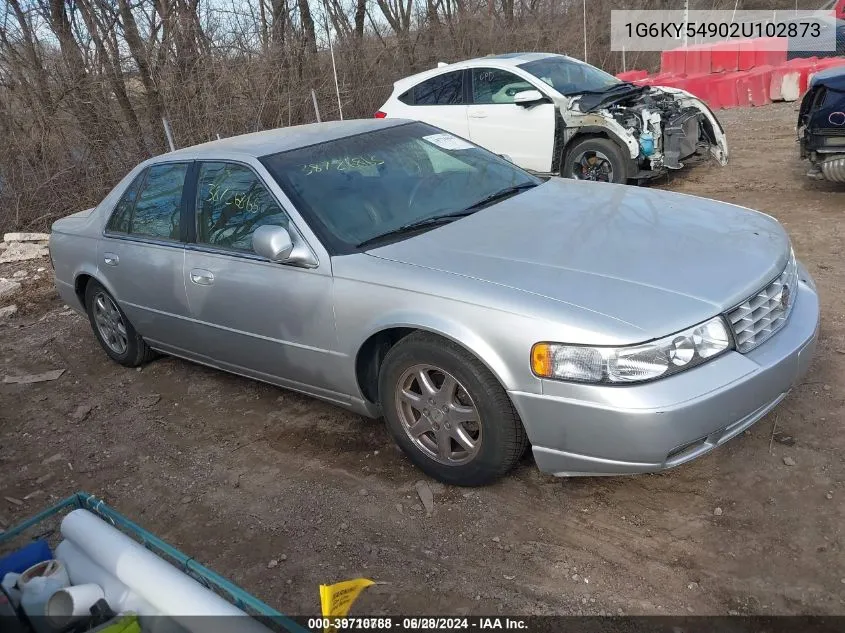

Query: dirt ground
1;101;843;618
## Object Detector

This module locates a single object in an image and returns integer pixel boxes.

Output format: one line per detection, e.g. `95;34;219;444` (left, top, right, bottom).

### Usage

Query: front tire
84;280;155;367
563;137;630;184
378;332;527;486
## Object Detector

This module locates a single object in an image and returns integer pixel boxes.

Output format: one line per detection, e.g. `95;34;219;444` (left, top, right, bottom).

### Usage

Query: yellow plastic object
319;578;374;630
97;615;140;633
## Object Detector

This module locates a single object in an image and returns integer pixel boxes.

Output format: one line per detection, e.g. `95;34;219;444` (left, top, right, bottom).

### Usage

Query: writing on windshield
301;155;384;176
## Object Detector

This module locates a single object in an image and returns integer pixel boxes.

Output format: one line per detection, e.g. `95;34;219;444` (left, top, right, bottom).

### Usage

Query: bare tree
0;0;806;233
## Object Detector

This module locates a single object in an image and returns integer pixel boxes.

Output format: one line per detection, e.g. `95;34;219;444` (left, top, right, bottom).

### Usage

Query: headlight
531;316;732;384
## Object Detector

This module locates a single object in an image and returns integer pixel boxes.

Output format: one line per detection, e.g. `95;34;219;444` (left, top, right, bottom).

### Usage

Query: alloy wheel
395;364;483;465
92;291;128;355
571;149;614;182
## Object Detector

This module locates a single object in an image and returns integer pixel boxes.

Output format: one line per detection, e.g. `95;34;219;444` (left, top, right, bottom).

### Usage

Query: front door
466;67;556;172
181;161;344;400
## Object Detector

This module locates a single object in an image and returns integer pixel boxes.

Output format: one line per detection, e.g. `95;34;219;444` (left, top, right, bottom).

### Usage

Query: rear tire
84;280;156;367
563;137;630;184
378;332;527;486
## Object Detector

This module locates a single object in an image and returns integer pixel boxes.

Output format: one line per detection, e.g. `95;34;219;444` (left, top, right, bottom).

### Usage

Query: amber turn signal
530;343;553;378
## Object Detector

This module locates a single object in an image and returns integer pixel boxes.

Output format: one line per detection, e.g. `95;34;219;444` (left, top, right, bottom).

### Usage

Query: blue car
798;65;845;182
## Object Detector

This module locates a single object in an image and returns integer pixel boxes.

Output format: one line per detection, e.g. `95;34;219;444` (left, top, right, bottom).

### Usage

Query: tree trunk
354;0;367;39
297;0;318;55
46;0;102;143
117;0;168;149
76;0;147;155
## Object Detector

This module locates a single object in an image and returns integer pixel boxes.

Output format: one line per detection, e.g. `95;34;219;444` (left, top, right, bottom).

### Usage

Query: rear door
98;162;192;348
396;70;470;139
180;160;345;400
466;67;556;172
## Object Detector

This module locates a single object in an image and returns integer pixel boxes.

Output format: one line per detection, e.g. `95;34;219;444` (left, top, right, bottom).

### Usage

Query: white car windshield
261;122;539;252
518;56;623;95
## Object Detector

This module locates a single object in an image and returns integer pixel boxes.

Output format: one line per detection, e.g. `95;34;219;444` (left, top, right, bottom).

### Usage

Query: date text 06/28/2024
306;617;528;630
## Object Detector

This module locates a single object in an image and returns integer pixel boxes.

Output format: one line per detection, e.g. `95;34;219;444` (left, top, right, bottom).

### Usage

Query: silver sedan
50;119;820;485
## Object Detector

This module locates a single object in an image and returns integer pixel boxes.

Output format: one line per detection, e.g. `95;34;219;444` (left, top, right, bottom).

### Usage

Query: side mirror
253;225;294;262
513;89;545;106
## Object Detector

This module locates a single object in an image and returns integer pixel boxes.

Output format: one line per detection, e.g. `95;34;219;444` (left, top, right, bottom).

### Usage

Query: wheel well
355;327;415;404
355;327;517;408
561;131;639;179
74;273;93;306
564;131;625;157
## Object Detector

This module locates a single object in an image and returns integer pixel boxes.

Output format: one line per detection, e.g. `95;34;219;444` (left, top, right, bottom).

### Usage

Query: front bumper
509;271;820;477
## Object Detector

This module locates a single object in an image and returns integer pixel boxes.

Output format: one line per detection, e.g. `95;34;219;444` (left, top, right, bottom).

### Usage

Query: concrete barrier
622;37;844;111
737;65;774;107
711;42;740;73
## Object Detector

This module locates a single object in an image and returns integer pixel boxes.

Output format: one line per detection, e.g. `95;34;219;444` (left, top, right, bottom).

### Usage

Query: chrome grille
728;252;798;353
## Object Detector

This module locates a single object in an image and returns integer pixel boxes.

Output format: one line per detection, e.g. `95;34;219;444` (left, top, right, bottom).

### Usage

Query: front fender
356;310;520;392
658;87;729;166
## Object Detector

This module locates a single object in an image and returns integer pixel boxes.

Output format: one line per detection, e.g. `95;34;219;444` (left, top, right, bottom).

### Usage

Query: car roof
473;52;561;63
157;118;409;161
810;64;845;90
391;52;567;91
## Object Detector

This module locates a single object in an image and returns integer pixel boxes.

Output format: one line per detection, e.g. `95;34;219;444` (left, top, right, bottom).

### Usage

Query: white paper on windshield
422;133;474;151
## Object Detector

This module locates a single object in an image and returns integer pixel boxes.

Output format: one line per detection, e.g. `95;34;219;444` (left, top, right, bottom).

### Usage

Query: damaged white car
377;52;728;184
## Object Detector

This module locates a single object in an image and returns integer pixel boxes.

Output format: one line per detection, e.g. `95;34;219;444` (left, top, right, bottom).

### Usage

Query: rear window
106;172;145;233
131;163;188;240
106;162;188;241
413;71;464;105
398;89;414;105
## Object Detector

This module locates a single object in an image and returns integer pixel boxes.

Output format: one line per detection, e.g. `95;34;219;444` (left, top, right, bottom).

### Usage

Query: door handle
103;253;119;266
469;111;488;119
189;269;214;286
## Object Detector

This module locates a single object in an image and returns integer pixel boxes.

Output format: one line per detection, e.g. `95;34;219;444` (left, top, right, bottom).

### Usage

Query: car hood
571;84;649;112
367;179;790;338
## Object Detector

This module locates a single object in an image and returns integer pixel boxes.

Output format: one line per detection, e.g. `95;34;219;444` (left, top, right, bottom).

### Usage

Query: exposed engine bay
565;85;729;177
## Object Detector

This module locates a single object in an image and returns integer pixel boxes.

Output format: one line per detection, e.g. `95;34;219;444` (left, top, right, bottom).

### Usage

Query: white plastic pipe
61;510;244;616
55;540;156;615
2;572;22;607
18;560;69;590
60;510;272;633
56;541;194;633
46;583;104;627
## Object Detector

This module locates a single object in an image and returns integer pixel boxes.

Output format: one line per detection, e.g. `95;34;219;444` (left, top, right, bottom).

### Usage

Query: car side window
472;68;536;104
414;71;464;105
398;89;414;105
106;171;146;234
130;163;188;240
195;162;289;253
819;87;833;108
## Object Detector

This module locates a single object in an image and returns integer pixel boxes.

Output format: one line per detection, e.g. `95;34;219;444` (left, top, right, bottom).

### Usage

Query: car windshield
518;56;622;96
261;122;539;251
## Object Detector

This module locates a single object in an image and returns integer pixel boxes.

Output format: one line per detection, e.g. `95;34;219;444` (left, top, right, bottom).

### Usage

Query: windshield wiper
356;210;475;249
462;182;538;213
356;183;538;249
